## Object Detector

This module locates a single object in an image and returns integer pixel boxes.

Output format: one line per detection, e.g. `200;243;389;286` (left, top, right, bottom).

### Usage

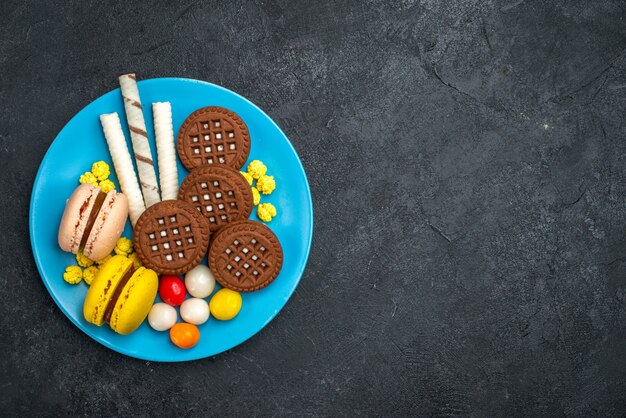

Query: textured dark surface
2;0;626;416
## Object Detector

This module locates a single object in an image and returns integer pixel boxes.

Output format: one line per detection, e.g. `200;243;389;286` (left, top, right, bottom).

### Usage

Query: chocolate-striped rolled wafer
100;112;146;226
119;73;161;207
152;102;179;200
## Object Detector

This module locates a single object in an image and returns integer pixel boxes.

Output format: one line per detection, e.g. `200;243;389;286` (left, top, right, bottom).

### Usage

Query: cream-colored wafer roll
152;102;179;200
119;73;161;207
100;112;146;226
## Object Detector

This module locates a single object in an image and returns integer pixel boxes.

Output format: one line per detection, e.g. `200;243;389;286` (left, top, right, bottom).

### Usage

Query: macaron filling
79;191;107;250
103;264;135;323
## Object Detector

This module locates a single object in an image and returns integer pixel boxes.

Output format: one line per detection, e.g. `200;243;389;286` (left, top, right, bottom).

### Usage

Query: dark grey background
2;0;626;416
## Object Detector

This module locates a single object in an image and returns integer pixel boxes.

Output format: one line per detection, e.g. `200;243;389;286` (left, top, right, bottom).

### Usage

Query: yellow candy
251;187;260;206
63;266;83;285
91;161;111;181
76;251;94;268
209;289;242;320
99;179;116;193
256;175;276;195
95;254;112;265
78;172;98;186
247;160;267;180
257;203;277;222
240;171;253;185
83;266;99;286
114;237;133;256
127;252;143;269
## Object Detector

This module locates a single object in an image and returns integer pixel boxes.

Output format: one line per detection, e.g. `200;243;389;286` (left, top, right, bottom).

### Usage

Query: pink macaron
58;184;129;261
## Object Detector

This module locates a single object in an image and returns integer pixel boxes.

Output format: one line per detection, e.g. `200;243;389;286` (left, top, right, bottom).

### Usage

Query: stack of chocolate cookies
133;106;283;292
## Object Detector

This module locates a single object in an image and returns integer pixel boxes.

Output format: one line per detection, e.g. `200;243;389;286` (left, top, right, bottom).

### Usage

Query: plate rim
29;77;314;362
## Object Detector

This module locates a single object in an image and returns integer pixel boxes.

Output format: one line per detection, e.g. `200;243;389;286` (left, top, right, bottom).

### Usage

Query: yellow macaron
83;255;158;335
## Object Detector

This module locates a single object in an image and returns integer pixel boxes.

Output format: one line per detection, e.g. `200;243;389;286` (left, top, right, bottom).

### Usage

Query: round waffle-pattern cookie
178;165;253;233
208;220;283;292
177;106;250;170
134;200;210;275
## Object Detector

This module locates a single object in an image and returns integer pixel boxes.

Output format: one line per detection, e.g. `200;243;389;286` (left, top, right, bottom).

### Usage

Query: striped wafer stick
100;112;146;226
152;102;179;200
119;73;161;207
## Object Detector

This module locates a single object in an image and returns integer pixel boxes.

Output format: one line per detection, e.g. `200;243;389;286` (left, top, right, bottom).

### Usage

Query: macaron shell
83;191;129;261
109;266;158;335
83;255;133;326
58;184;99;254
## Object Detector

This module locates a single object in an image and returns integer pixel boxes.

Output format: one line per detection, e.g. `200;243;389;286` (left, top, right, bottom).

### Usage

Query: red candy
159;276;186;306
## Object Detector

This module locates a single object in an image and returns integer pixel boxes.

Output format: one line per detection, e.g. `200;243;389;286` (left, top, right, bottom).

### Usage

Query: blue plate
30;78;313;362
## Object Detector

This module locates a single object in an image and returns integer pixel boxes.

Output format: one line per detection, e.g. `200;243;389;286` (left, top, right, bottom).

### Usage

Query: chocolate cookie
208;220;283;292
177;106;251;170
178;165;253;233
134;200;210;275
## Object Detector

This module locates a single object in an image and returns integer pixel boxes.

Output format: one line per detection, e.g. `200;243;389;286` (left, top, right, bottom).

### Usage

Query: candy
75;251;94;268
114;237;133;256
180;298;210;325
98;179;116;193
247;160;267;179
209;288;242;320
184;265;216;298
148;303;177;331
83;266;99;285
63;265;83;284
170;323;200;349
257;203;277;222
256;175;276;195
127;252;142;269
251;187;260;206
79;172;98;187
240;171;253;185
91;161;111;181
159;275;186;306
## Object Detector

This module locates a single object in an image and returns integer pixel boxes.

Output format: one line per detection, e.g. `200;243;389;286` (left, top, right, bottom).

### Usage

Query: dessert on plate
55;73;284;350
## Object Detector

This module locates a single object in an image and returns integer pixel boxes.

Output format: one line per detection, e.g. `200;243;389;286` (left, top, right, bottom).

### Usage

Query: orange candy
169;323;200;349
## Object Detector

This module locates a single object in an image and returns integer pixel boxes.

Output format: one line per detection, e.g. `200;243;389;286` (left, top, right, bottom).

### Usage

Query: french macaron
58;183;128;262
83;255;158;335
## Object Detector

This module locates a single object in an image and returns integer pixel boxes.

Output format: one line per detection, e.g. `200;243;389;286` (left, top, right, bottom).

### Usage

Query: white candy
148;303;177;331
180;298;210;325
185;265;216;298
